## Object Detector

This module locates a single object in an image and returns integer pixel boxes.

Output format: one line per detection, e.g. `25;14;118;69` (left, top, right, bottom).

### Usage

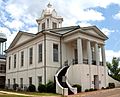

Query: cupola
36;3;63;31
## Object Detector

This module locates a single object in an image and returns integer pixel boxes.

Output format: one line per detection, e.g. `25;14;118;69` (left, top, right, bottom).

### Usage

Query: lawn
0;89;60;97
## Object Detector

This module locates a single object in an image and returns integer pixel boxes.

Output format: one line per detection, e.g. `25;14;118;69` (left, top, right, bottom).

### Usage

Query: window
38;76;42;85
29;77;32;85
52;22;57;29
29;47;33;64
42;22;45;30
20;78;23;88
38;44;42;62
8;57;11;69
21;51;24;67
53;44;59;62
0;64;5;73
13;78;16;84
14;54;16;68
8;79;10;88
47;19;49;28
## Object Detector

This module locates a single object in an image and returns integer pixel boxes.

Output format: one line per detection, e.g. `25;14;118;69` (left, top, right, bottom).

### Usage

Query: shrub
13;84;19;90
94;88;97;91
28;84;36;92
85;89;89;92
89;88;94;91
101;87;105;89
72;84;82;93
106;87;110;89
108;83;115;89
46;81;56;93
38;84;46;92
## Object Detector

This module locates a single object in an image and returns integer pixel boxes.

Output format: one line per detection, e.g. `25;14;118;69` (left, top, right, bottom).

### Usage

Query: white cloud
106;50;120;62
0;27;17;48
101;28;115;36
1;0;120;48
77;22;92;27
113;11;120;20
25;27;37;34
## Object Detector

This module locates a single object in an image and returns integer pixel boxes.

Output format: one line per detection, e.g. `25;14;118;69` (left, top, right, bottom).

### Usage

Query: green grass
0;89;60;96
0;94;28;97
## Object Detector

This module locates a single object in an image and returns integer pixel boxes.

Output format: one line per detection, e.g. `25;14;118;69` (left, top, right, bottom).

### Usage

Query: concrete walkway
68;88;120;97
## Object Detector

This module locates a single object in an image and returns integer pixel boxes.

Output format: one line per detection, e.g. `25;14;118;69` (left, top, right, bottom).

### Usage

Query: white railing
55;66;68;96
66;79;77;94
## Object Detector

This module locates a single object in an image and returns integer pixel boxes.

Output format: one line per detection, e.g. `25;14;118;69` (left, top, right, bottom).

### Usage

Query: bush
108;83;115;89
13;84;19;90
72;84;82;93
28;84;36;92
38;84;46;92
85;89;89;92
89;88;94;91
46;81;56;93
94;88;97;91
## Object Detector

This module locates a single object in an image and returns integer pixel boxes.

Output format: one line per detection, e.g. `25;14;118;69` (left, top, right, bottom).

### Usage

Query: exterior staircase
55;65;77;95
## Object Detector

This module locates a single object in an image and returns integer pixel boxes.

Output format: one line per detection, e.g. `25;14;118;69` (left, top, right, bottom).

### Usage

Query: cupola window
42;22;45;30
52;22;57;29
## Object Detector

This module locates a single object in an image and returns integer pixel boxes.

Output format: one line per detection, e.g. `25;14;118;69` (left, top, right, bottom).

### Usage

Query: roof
37;26;80;35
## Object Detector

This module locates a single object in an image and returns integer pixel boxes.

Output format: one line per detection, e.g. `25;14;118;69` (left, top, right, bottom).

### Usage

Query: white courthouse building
6;3;108;95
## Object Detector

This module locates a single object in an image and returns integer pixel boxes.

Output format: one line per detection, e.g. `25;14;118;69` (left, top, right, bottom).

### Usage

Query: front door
94;75;99;89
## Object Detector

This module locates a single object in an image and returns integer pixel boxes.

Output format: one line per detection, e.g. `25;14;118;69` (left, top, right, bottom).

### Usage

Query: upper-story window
52;22;57;29
21;51;24;67
53;44;59;62
38;44;42;63
8;56;11;70
14;54;16;68
29;47;33;65
42;22;45;30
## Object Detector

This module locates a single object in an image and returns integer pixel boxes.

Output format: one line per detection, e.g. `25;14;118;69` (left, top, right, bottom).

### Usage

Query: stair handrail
66;77;77;94
55;65;68;95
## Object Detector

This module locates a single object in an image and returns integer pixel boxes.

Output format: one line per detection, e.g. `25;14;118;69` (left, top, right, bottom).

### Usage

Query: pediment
81;26;108;40
8;31;35;49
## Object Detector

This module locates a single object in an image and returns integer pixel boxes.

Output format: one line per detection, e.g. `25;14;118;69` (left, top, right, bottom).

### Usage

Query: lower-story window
8;79;10;88
29;77;32;85
38;76;42;85
20;78;23;88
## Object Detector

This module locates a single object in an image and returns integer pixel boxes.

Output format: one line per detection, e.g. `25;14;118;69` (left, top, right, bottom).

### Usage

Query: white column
95;43;99;65
101;45;106;66
87;40;92;65
0;43;1;54
77;38;83;64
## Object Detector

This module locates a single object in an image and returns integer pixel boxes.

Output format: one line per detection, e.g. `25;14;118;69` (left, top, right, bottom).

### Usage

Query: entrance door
94;75;99;89
74;49;78;64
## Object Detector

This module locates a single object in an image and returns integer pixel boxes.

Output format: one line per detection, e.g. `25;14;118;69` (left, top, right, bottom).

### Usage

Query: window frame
38;44;42;63
29;47;33;65
21;51;24;67
14;54;16;68
8;56;11;70
53;44;59;62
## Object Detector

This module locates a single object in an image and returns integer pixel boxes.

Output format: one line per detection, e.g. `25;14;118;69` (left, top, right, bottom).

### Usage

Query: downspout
44;33;46;85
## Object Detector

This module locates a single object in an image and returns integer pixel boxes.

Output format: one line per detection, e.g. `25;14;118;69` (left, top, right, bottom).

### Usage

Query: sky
1;0;120;62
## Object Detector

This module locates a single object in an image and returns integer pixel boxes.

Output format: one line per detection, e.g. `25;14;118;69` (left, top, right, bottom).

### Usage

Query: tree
107;57;120;81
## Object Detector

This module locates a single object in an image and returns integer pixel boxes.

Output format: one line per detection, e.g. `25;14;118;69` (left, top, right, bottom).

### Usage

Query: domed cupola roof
41;3;57;17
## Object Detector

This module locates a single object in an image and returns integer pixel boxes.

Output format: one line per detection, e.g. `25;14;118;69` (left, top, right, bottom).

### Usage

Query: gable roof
81;26;108;40
8;31;35;50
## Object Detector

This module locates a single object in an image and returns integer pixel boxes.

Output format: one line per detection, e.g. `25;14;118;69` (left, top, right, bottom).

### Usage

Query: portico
63;37;106;67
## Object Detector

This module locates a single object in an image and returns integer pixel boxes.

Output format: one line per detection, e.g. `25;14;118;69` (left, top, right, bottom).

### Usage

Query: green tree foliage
107;57;120;81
